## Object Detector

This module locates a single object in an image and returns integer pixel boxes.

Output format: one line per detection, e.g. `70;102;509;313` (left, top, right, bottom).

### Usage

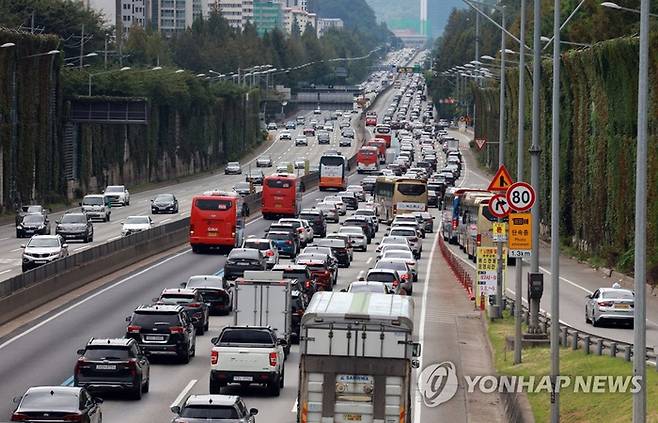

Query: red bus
357;146;380;174
374;124;392;147
366;138;387;163
262;173;303;219
319;154;348;191
365;112;377;127
189;191;245;253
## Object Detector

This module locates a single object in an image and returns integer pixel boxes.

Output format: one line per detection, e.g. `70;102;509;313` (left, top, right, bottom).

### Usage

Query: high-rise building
281;0;306;11
253;1;284;36
212;0;254;29
316;18;343;37
282;7;315;34
115;0;206;35
116;0;150;35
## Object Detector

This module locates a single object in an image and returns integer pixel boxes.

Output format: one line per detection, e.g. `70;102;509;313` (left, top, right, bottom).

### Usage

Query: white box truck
297;292;420;423
233;270;292;356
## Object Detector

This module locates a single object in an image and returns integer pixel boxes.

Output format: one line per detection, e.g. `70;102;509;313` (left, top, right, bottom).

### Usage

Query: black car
290;288;309;343
339;137;352;147
183;275;233;315
317;131;330;144
299;209;327;238
151;193;179;214
341;128;355;139
11;386;103;423
155;288;210;335
314;238;351;267
15;204;48;226
56;212;93;243
74;338;150;399
224;248;267;281
125;304;196;363
246;170;265;185
272;264;318;300
17;213;51;238
343;217;374;242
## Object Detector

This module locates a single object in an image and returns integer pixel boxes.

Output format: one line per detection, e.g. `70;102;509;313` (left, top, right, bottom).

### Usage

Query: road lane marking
74;245;92;252
61;375;74;386
9;248;21;252
0;269;11;275
160;218;171;224
291;398;298;413
0;249;192;351
171;379;198;410
108;236;122;242
366;257;372;264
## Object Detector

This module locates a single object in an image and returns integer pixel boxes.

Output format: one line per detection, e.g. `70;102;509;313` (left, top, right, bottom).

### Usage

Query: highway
445;129;658;353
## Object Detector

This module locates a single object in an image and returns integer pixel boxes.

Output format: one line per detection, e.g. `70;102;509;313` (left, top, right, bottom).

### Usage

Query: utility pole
473;10;479;127
514;0;526;365
633;0;649;421
104;34;108;70
79;24;85;70
494;7;506;319
550;0;561;420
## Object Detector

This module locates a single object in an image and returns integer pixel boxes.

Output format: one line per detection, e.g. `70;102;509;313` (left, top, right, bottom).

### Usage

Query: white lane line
291;398;298;413
414;230;439;423
74;245;92;252
160;218;172;224
0;238;9;241
108;236;122;242
0;269;11;275
0;248;191;351
170;379;198;410
366;257;372;264
9;248;21;253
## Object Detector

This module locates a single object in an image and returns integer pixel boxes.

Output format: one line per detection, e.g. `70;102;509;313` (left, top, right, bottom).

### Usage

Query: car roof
367;268;398;275
87;338;134;347
184;394;240;407
29;235;60;240
272;264;308;271
134;304;183;313
161;288;196;296
23;386;82;397
599;288;634;294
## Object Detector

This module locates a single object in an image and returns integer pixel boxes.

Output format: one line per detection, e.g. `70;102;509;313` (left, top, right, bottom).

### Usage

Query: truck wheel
209;379;221;394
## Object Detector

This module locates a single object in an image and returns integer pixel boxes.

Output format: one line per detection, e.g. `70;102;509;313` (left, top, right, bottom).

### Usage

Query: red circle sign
506;182;536;212
488;194;511;218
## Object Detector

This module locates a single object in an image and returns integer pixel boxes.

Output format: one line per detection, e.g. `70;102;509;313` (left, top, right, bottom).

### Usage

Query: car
171;394;258;422
346;185;366;201
56;212;93;243
336;191;358;210
299;209;327;238
413;211;435;233
74;338;150;399
390;220;424;239
21;235;69;272
224;248;268;281
16;213;51;238
276;164;290;173
184;275;234;315
296;116;305;125
376;236;411;253
339;120;350;129
309;118;319;129
366;269;406;295
151;193;179;214
295;257;334;290
299;247;339;278
381;250;417;281
294;160;306;169
279;218;314;246
342;217;374;243
361;176;377;193
323;124;333;132
388;226;422;258
315;202;339;223
15;204;49;227
246;170;265;185
125;304;196;363
103;185;130;206
11;386;103;422
323;196;346;215
295;136;309;146
257;155;273;167
155;288;210;335
314;238;351;267
286;121;296;130
341;128;355;139
354;208;379;231
80;194;111;222
374;259;414;294
209;326;285;396
278;131;292;141
303;127;316;137
121;215;153;237
242;237;279;269
344;281;389;294
317;131;330;144
290;287;308;343
267;230;298;257
272;263;318;300
585;287;635;327
225;162;242;175
339;137;352;147
233;181;255;197
338;226;367;251
267;122;278;130
314;108;322;114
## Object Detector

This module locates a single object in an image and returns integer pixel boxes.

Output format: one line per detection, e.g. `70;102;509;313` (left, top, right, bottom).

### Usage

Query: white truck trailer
297;292;420;423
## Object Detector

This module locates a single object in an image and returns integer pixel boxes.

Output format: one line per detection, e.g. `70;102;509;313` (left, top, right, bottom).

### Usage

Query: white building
281;0;306;11
212;0;254;30
116;0;150;35
115;0;206;35
316;17;343;37
283;7;316;34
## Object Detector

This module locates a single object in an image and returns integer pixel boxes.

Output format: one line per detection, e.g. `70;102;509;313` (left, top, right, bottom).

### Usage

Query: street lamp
88;66;130;96
25;50;61;58
174;69;185;74
540;35;591;48
601;1;658;16
1;43;16;48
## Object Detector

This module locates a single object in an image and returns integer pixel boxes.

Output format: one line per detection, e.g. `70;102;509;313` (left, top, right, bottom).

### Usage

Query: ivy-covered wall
473;35;658;273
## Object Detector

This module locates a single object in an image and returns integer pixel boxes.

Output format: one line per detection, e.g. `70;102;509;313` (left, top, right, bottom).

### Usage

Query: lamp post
1;42;16;207
601;1;658;17
88;66;131;96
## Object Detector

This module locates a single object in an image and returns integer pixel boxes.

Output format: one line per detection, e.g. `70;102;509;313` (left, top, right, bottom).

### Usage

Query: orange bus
357;146;380;174
189;191;245;253
262;173;303;219
366;138;387;163
374;124;392;147
319;154;348;191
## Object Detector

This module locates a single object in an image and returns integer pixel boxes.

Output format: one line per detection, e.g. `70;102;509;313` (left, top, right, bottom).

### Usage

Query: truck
233;271;292;356
297;292;420;423
444;137;459;153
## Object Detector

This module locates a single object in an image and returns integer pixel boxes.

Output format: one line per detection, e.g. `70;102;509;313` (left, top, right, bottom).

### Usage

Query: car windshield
228;162;239;167
250;171;263;177
105;186;124;193
602;291;634;300
317;239;345;248
243;240;271;250
299;213;319;221
23;215;44;224
187;276;222;288
83;196;103;205
19;391;79;412
84;347;132;360
125;217;150;225
25;206;42;213
61;214;86;224
259;156;271;161
180;405;239;419
355;210;375;216
228;249;259;259
27;238;59;248
154;194;174;202
159;294;194;304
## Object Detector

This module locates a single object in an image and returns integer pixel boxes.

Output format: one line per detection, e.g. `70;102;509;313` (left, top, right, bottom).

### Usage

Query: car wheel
180;345;191;364
190;340;196;357
585;308;591;324
280;368;285;388
16;231;20;238
191;245;200;254
142;377;149;393
592;315;600;327
131;379;142;400
197;324;205;336
209;378;221;394
22;265;27;272
204;318;209;332
106;214;110;222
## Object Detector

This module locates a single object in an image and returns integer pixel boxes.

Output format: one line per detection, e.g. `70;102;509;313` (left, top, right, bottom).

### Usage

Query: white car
381;250;417;280
103;185;130;206
376;236;412;253
346;185;365;201
338;226;368;251
21;235;69;272
323;124;333;132
388;226;422;258
80;194;111;222
279;131;292;141
121;215;153;236
256;156;273;167
295;137;309;146
279;218;314;246
585;287;635;327
323;196;347;215
242;237;279;269
225;161;242;175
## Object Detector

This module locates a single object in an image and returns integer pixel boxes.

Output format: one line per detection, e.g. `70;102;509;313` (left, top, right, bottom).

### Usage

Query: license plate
345;414;362;421
34;260;46;264
95;364;116;370
614;304;630;309
234;376;253;382
275;204;282;208
145;335;164;341
207;232;217;237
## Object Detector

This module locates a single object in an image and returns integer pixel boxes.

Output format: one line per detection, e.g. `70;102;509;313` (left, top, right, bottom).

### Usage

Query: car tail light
401;273;410;280
598;301;614;307
286;240;292;245
406;260;415;266
127;325;141;334
189;224;195;235
476;233;482;246
169;326;185;334
211;350;219;365
452;218;458;229
410;237;418;243
11;414;29;421
269;351;278;367
188;303;201;308
392;280;399;287
74;357;89;373
128;359;138;376
62;414;83;422
297;309;304;316
297;227;304;233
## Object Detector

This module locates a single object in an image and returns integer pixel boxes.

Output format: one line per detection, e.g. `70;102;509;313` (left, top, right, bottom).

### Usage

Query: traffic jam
7;53;463;423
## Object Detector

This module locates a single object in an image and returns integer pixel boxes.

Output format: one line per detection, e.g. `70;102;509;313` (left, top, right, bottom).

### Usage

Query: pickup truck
209;326;286;397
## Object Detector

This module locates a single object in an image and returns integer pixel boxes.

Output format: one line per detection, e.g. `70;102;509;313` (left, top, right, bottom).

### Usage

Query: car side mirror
125;316;131;322
211;337;219;344
150;199;154;203
62;244;68;249
12;396;21;404
277;338;288;346
152;297;159;302
20;244;25;249
180;282;186;287
250;408;259;416
55;220;60;224
340;288;347;292
171;405;181;415
101;190;104;194
78;202;82;206
76;348;85;355
586;294;592;299
94;397;104;404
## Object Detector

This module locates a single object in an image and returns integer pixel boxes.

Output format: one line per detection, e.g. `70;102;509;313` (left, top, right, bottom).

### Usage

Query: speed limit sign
506;182;536;212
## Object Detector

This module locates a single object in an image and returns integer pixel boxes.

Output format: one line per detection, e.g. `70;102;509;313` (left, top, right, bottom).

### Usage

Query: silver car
21;235;69;272
388;226;422;258
171;394;258;422
585;288;635;327
374;259;414;294
338;226;367;251
316;202;339;223
242;238;279;269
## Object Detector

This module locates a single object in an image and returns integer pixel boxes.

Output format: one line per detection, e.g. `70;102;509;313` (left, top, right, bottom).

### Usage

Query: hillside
307;0;394;44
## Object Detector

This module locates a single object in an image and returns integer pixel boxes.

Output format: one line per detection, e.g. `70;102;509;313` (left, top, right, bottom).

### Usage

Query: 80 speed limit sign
506;182;536;212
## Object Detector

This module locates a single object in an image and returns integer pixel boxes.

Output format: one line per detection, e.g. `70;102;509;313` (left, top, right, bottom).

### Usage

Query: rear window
602;291;634;300
397;183;426;196
218;329;274;345
195;199;233;211
367;272;396;283
243;240;271;250
19;392;79;412
283;270;310;281
159;294;195;304
131;312;180;326
228;249;260;259
268;233;291;240
181;406;238;419
390;228;416;237
299;213;320;221
83;347;132;360
266;179;293;189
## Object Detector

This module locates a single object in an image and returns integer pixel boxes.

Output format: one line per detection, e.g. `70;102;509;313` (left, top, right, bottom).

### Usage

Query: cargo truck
297;292;420;423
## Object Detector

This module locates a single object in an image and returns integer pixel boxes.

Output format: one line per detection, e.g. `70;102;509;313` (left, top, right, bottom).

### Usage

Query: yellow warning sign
508;213;532;257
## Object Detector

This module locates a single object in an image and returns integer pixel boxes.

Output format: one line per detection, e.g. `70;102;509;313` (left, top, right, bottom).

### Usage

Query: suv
266;231;299;258
125;304;196;363
343;216;374;243
315;238;351;267
295;136;309;146
317;131;330;144
56;212;93;243
210;326;285;396
74;338;150;399
389;226;422;258
103;185;130;206
279;218;314;246
337;191;358;210
171;395;258;422
80;194;112;222
184;275;234;315
16;213;51;238
272;264;318;300
21;235;69;272
299;209;327;238
295;258;333;291
224;248;268;281
155;288;210;335
242;238;279;269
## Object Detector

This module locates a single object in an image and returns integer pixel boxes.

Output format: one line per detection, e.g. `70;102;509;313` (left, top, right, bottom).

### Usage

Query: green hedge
474;35;658;273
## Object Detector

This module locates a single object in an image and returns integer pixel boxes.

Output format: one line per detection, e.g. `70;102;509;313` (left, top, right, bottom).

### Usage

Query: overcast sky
90;0;116;26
